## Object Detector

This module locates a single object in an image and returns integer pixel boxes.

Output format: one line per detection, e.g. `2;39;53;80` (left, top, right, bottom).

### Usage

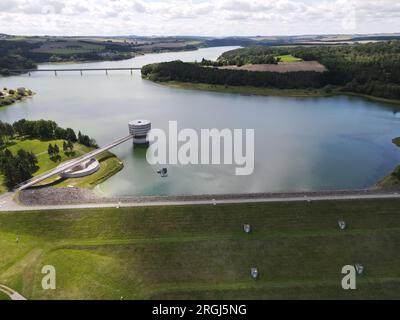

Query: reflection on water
0;47;399;196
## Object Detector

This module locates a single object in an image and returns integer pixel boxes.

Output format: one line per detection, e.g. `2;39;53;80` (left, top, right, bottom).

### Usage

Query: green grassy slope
0;200;400;300
0;291;10;300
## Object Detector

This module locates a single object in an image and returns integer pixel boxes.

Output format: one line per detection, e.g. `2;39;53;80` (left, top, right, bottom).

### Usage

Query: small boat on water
157;168;168;178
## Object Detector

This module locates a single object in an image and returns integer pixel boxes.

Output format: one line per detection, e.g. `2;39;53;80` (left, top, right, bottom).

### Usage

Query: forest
142;61;326;89
143;41;400;101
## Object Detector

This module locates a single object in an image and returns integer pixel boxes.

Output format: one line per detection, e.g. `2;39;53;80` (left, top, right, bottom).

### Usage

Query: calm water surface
0;47;399;196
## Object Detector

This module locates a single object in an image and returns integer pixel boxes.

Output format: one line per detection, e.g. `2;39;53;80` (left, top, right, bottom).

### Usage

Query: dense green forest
143;41;400;101
142;61;326;89
0;55;36;75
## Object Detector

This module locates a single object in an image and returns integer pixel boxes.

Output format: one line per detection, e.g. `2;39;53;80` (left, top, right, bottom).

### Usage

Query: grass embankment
0;290;10;300
0;138;123;194
155;81;400;104
0;88;34;108
377;138;400;189
0;176;6;195
1;199;400;300
162;81;331;97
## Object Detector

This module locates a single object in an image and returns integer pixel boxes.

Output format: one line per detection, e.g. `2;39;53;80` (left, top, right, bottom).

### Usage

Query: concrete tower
129;120;152;146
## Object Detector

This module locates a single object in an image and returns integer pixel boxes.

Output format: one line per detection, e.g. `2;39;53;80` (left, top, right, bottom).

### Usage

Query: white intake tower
129;120;152;145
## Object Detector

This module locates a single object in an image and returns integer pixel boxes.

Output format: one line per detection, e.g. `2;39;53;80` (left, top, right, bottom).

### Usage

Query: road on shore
1;190;400;212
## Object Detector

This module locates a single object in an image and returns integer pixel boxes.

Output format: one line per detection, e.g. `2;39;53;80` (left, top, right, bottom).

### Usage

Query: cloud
0;0;399;36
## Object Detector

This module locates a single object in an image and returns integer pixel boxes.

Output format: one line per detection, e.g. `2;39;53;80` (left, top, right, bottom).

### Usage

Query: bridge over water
10;67;142;76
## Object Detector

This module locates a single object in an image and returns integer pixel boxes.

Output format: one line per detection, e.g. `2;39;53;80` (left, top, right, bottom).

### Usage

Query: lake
0;47;399;196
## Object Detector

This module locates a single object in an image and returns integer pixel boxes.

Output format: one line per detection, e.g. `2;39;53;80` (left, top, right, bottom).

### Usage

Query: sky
0;0;399;37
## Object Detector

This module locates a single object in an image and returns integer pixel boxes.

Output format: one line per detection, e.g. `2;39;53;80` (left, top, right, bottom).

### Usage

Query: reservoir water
0;47;399;196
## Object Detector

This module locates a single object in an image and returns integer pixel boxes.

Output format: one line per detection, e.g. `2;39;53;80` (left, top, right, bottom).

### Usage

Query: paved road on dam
1;190;400;212
17;135;133;191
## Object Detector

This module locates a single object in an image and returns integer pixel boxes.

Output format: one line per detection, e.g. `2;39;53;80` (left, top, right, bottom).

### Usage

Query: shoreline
151;80;400;105
5;186;399;211
0;89;35;108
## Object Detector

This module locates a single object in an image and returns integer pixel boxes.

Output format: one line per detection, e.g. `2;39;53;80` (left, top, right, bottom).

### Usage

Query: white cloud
0;0;399;36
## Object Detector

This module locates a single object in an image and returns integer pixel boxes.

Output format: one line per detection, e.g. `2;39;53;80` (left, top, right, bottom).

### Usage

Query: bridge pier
54;70;57;76
106;69;108;76
80;70;83;76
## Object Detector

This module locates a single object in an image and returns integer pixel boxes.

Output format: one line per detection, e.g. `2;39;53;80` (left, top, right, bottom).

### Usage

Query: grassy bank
377;138;400;189
0;290;10;300
161;81;331;97
1;199;400;299
155;81;400;105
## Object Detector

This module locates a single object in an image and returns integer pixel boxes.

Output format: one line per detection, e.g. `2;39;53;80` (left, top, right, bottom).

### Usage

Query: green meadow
1;199;400;300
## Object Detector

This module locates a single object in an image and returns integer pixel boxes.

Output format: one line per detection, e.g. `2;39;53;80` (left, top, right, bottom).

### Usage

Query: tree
67;140;74;152
48;144;54;157
65;128;77;142
0;148;37;190
54;144;60;155
63;141;68;153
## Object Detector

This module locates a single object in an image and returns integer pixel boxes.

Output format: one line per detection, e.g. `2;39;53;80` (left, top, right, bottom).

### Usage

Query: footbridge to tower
17;120;151;191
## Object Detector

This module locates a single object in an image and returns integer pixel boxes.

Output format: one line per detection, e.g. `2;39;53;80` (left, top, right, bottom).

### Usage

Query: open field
136;42;193;51
276;54;303;62
219;61;327;73
0;199;400;300
32;41;105;54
